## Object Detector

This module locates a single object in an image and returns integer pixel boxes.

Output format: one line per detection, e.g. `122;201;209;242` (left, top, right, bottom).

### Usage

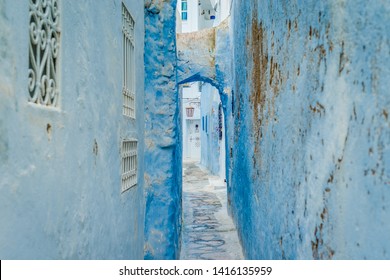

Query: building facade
0;0;145;259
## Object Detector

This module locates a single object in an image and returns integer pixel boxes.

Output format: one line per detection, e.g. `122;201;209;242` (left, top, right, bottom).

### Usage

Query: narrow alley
1;0;390;262
180;161;243;260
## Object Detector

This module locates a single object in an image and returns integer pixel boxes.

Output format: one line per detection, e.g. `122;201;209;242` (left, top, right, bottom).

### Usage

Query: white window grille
122;4;135;118
121;139;137;192
28;0;61;106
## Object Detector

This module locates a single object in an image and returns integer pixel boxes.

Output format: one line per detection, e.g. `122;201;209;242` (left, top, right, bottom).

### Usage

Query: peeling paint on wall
229;0;390;259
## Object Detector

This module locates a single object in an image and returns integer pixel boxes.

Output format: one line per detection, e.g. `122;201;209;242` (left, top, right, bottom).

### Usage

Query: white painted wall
212;0;231;26
186;119;201;159
177;0;218;33
178;0;199;33
176;7;182;33
198;0;215;30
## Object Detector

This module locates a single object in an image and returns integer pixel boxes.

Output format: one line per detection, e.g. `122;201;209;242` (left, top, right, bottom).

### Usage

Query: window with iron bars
122;3;135;118
121;139;137;192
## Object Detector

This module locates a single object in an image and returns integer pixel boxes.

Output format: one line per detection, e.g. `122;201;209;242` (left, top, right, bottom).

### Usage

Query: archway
179;78;227;180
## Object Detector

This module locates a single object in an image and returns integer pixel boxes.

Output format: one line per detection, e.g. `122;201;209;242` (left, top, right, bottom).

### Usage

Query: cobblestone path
180;161;244;260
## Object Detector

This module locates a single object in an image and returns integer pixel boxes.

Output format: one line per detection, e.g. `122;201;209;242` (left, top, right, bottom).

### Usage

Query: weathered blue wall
200;83;222;175
0;0;145;259
144;0;182;259
229;0;390;259
177;27;217;87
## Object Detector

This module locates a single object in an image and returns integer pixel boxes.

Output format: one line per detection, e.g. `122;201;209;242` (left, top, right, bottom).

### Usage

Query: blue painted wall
229;0;390;259
0;0;145;259
200;83;222;175
144;0;182;260
5;0;387;260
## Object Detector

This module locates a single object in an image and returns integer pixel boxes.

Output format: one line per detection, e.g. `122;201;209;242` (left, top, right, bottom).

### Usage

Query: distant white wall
177;0;199;33
176;7;182;33
177;0;219;33
198;0;215;30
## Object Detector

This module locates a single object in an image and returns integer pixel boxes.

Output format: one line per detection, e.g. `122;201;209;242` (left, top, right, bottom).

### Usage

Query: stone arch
176;17;233;190
176;17;232;108
177;28;219;86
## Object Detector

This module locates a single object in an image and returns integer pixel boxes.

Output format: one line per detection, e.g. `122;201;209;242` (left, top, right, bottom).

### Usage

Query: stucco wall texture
177;27;217;87
0;0;145;259
2;0;390;260
144;0;182;260
229;0;390;259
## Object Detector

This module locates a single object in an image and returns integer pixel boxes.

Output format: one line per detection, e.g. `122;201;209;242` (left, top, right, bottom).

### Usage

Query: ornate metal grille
28;0;60;106
121;139;137;192
122;4;135;118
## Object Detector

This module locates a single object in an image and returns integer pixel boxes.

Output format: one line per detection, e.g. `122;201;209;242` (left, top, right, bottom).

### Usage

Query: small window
181;0;188;21
28;0;61;106
121;139;137;192
122;3;136;118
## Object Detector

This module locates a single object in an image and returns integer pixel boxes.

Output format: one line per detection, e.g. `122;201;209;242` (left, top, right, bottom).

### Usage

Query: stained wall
229;0;390;259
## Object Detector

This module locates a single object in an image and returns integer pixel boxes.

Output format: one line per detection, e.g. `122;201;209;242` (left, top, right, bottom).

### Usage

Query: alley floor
180;160;244;260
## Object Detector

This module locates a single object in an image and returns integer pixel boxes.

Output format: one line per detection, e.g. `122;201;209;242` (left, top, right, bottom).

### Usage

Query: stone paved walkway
180;160;244;260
